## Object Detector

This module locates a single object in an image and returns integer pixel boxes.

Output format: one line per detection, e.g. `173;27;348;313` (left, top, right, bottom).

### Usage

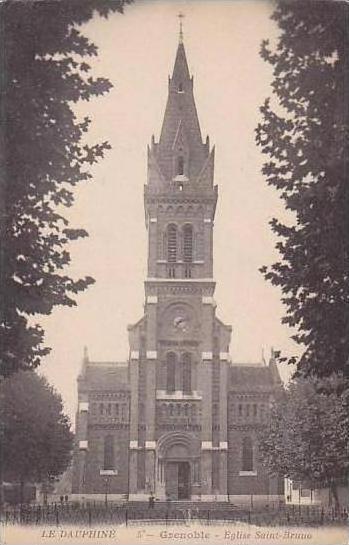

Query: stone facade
72;40;283;503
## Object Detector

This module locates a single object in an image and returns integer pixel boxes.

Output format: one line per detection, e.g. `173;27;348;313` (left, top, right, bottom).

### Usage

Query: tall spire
154;34;208;182
178;12;185;44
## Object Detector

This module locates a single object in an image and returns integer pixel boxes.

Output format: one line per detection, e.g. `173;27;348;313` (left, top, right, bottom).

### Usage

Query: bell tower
128;26;232;501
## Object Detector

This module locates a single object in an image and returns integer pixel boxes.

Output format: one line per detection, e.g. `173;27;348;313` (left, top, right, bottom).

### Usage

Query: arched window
183;224;193;263
260;404;265;421
104;435;114;470
166;352;176;392
181;353;192;393
213;403;219;418
242;437;253;471
177;156;184;175
167;224;177;263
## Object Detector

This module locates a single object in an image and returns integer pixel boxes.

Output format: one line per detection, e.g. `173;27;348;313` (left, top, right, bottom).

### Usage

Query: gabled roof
229;364;279;392
79;361;129;391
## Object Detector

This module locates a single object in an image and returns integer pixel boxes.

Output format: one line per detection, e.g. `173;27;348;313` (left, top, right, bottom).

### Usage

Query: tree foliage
256;0;349;377
1;371;73;488
0;0;131;377
258;374;349;508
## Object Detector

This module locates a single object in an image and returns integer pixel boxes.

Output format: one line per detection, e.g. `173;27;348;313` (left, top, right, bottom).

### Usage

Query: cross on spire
178;12;185;44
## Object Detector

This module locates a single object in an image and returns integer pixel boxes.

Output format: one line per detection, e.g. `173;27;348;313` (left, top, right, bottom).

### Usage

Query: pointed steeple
154;39;208;183
170;42;191;90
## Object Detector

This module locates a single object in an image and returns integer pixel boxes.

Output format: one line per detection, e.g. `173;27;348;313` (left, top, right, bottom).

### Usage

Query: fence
2;502;348;527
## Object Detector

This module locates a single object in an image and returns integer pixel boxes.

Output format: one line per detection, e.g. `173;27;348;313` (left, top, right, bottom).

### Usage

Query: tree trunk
330;480;340;513
19;480;24;507
42;481;48;506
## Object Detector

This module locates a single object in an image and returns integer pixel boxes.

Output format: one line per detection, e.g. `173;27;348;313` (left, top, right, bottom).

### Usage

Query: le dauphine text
41;527;313;541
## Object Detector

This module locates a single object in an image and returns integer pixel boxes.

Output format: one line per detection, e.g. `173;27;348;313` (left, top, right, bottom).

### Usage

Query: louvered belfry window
183;224;193;262
167;224;177;262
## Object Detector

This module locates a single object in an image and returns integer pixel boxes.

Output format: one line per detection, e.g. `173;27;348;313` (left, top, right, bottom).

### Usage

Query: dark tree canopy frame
0;0;132;378
256;0;349;378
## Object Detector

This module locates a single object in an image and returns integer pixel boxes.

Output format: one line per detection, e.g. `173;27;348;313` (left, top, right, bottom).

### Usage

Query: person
148;492;155;509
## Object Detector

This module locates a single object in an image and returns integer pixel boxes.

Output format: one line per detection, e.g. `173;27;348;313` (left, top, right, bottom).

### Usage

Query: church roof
79;361;129;391
229;364;279;391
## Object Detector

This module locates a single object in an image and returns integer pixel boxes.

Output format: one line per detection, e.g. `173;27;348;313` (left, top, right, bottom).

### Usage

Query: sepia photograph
0;1;348;544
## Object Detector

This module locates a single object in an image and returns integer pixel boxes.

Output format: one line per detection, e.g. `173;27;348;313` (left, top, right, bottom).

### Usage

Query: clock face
173;315;188;332
161;303;196;338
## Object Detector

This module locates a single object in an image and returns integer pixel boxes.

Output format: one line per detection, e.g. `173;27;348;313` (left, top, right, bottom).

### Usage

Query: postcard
1;1;347;544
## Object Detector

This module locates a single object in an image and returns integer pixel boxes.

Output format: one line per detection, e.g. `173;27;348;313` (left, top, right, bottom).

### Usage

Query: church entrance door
178;462;190;500
165;461;191;500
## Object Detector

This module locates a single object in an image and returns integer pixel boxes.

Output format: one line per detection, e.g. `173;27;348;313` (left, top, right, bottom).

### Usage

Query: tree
1;371;74;504
258;374;349;510
256;0;349;377
0;0;131;378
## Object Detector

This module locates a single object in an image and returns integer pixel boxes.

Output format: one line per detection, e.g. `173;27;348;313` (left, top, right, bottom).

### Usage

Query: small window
260;404;265;420
166;352;176;392
177;156;184;175
238;404;242;417
169;404;174;416
99;403;104;415
107;403;111;415
245;404;250;417
115;403;119;418
253;404;257;417
178;82;183;92
104;435;114;470
181;353;192;393
242;437;253;471
168;266;176;278
184;265;192;278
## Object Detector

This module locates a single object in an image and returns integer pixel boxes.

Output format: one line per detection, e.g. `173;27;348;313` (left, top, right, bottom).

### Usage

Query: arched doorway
156;432;200;500
165;444;191;500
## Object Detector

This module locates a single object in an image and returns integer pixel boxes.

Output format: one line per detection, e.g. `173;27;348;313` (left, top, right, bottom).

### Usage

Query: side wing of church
72;37;283;504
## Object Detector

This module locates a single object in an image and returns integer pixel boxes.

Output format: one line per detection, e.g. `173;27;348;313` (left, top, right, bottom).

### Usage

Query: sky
40;0;300;422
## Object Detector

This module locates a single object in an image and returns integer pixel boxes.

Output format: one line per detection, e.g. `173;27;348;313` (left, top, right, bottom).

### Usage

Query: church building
72;33;283;503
